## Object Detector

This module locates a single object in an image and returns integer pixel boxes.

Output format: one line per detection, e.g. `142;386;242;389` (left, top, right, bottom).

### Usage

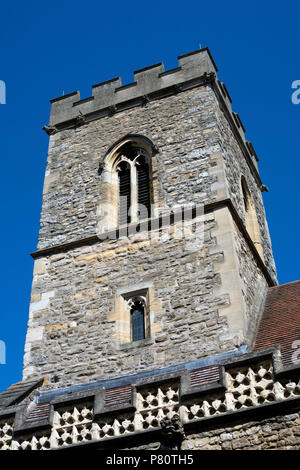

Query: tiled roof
254;280;300;366
26;402;50;422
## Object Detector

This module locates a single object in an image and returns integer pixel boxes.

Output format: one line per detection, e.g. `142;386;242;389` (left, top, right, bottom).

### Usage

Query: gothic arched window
118;161;131;226
115;144;151;226
97;136;155;236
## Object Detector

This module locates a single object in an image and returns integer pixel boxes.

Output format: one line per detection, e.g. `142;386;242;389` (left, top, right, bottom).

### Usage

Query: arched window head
98;136;154;233
113;144;151;226
112;288;153;345
128;296;147;342
241;177;264;260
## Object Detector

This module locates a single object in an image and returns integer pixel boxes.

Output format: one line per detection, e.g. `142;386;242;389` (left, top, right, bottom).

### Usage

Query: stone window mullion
130;162;138;223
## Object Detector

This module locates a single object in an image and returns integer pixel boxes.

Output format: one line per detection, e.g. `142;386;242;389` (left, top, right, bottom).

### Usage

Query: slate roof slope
0;379;43;409
254;280;300;367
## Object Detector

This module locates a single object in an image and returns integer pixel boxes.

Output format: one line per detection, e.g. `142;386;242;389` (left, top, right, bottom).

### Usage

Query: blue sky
0;0;299;393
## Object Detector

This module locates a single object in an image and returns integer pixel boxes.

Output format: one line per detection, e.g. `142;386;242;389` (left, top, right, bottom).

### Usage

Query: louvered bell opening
118;166;131;226
131;303;145;342
137;161;151;221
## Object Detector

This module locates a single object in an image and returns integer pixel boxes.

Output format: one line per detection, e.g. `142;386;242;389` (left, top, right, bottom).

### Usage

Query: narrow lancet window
118;161;131;226
136;155;151;221
130;300;146;342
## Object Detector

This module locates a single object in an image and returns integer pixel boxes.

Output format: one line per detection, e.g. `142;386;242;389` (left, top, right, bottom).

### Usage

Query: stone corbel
98;160;105;176
260;184;269;193
203;71;216;83
142;95;150;106
75;111;86;126
42;125;57;136
107;105;117;116
152;144;159;154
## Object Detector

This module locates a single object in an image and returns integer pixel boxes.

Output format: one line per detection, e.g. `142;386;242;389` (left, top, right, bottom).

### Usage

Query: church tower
24;48;276;387
4;49;300;452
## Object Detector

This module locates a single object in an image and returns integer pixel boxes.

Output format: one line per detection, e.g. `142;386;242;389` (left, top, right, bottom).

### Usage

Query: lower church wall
125;412;300;450
2;349;300;451
182;412;300;450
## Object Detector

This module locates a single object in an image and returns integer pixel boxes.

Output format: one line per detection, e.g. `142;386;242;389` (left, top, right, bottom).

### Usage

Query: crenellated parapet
44;47;260;177
48;48;217;128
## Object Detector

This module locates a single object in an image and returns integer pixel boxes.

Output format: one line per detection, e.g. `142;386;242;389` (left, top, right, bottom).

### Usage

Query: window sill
117;337;153;351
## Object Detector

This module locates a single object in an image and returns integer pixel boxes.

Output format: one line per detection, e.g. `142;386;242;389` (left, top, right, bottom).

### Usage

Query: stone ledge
35;347;248;407
31;199;276;287
117;337;154;351
0;407;17;419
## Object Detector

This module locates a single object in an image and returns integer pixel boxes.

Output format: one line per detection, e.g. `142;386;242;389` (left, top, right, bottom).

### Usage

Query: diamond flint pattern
1;359;300;449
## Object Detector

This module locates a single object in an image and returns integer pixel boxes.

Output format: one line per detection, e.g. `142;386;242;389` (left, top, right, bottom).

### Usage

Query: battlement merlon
46;47;259;174
48;48;218;125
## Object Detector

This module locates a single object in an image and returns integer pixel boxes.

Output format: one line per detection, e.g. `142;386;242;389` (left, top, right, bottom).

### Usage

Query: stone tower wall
214;100;276;280
25;216;233;386
38;85;220;250
23;49;276;388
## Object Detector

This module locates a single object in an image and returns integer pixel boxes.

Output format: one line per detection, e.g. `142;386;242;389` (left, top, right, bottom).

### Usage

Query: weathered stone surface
181;412;300;450
23;53;277;395
25;221;241;384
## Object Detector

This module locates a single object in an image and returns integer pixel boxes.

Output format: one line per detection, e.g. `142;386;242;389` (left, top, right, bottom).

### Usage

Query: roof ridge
268;279;300;290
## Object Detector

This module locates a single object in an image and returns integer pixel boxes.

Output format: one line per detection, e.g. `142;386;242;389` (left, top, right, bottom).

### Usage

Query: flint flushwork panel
2;360;300;450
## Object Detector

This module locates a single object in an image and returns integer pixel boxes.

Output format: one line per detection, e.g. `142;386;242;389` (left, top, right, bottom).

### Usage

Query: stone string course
25;219;237;385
